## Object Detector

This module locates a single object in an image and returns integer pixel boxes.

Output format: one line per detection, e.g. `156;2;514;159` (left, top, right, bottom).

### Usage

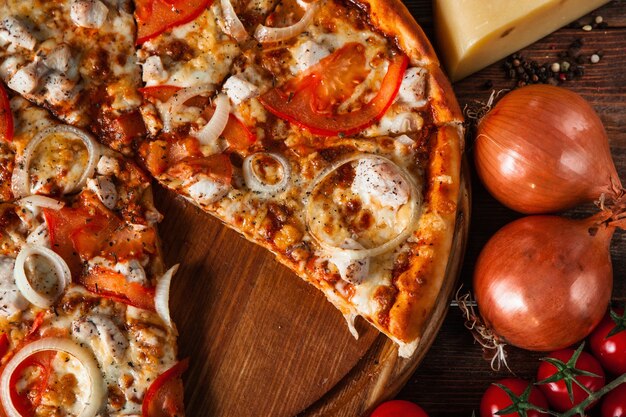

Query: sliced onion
0;337;106;417
220;0;248;42
243;152;292;195
305;154;421;260
11;125;100;198
14;244;71;308
26;223;51;247
16;195;65;211
162;84;215;132
254;2;318;43
194;94;230;154
155;264;179;328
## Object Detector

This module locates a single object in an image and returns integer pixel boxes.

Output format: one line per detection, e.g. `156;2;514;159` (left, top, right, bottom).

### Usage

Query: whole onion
475;85;622;214
473;214;616;351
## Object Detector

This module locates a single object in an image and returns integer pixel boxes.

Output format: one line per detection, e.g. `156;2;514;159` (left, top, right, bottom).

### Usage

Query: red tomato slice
0;82;12;142
9;349;56;417
202;107;256;152
260;45;408;137
81;265;156;311
0;334;9;359
143;358;189;417
139;85;210;108
135;0;213;45
166;153;233;183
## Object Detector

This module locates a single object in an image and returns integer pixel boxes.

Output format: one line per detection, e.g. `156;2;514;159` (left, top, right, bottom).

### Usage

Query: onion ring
254;2;318;43
11;125;100;198
194;94;230;153
243;152;292;195
162;84;215;132
155;264;179;329
220;0;248;42
305;154;421;260
0;337;105;417
14;244;71;308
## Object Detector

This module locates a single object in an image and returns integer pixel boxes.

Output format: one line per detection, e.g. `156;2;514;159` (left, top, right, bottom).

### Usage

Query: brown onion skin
475;85;621;214
473;215;613;351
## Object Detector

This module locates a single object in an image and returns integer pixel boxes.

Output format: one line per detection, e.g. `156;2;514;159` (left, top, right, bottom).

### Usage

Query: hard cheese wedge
434;0;610;81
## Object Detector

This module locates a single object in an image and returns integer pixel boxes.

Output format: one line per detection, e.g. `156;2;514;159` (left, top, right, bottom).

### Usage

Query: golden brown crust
388;123;462;344
350;0;438;67
428;64;464;126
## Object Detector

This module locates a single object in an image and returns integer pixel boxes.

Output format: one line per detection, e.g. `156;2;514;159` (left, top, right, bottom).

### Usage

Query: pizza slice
136;0;463;357
0;84;185;416
0;0;144;154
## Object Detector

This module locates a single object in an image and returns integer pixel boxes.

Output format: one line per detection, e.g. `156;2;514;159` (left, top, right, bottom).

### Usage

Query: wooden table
394;1;626;415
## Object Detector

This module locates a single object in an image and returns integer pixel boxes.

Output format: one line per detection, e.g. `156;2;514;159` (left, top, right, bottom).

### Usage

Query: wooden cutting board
155;163;470;417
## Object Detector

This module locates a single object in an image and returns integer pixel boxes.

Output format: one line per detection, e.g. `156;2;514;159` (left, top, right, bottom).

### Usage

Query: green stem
558;372;626;417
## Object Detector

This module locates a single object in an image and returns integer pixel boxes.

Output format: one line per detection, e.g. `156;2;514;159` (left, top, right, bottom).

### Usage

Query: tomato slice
81;265;156;311
135;0;213;44
9;349;56;417
0;82;12;142
139;85;210;108
0;334;9;359
260;46;408;137
143;358;189;417
166;153;233;183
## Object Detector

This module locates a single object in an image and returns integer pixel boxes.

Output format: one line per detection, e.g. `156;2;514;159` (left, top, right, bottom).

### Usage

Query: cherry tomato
370;400;429;417
480;378;549;417
0;82;13;142
135;0;213;44
589;308;626;375
601;383;626;417
143;358;189;417
260;44;408;137
536;348;606;412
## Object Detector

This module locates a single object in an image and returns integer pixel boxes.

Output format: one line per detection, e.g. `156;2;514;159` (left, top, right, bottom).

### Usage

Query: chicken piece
396;67;428;106
329;238;370;285
188;176;230;205
43;72;77;105
87;176;118;209
72;315;129;362
142;55;168;85
70;0;110;29
223;75;259;106
0;17;37;51
7;61;45;95
351;158;410;209
42;43;72;73
114;259;148;285
377;111;424;135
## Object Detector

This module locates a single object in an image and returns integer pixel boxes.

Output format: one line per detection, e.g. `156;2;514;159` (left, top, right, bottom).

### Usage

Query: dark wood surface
395;1;626;415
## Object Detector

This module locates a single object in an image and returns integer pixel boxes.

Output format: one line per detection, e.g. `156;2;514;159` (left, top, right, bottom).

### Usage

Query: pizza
0;0;463;414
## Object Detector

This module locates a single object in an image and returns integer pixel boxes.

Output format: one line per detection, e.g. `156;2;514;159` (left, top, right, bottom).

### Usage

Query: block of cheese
434;0;610;82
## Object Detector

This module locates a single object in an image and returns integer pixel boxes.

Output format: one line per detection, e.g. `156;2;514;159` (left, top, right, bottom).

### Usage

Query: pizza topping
0;17;37;51
0;337;106;417
43;72;78;105
306;154;420;260
243;152;292;195
113;258;148;285
83;265;156;310
135;0;213;45
292;40;330;74
329;238;370;284
219;0;249;43
26;223;51;248
7;61;44;95
96;154;121;176
223;75;259;106
162;84;215;132
11;125;101;198
351;157;410;210
142;358;188;417
155;264;179;328
188;175;231;205
16;195;66;212
0;81;13;142
86;176;118;210
143;55;169;85
0;257;29;318
254;1;318;44
261;45;408;136
14;244;71;308
396;67;428;106
376;111;424;136
71;315;129;362
195;94;230;153
70;0;110;29
41;43;73;74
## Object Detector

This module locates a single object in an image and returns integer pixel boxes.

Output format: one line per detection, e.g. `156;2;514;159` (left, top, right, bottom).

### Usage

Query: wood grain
396;1;626;415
